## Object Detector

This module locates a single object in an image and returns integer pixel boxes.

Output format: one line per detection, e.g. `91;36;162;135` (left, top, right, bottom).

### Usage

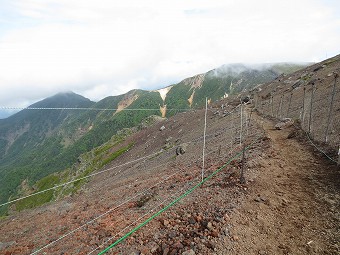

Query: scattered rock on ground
182;249;195;255
275;118;294;130
176;143;188;155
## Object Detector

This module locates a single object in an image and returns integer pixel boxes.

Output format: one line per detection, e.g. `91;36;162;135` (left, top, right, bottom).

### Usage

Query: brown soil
214;110;340;255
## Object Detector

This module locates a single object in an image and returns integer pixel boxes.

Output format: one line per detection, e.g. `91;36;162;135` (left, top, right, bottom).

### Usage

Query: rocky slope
0;87;339;255
253;54;340;152
0;63;307;216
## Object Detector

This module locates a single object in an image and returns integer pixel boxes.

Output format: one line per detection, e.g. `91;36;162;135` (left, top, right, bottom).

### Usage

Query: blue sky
0;0;340;113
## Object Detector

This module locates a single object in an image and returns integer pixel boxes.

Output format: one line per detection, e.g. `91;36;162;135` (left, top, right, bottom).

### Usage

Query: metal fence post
325;73;338;142
240;144;246;184
254;93;258;109
276;96;280;118
271;95;274;116
202;97;208;182
302;87;306;127
308;83;315;135
287;92;293;117
240;103;243;146
338;146;340;167
279;95;284;119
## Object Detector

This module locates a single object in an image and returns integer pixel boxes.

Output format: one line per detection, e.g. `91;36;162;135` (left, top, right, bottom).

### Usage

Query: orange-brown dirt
214;110;339;255
0;102;339;255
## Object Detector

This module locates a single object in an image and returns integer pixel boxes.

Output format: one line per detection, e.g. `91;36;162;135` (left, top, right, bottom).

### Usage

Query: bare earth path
216;110;340;255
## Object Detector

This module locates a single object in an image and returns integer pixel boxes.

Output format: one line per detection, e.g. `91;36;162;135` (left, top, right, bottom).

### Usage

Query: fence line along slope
0;101;261;254
0;56;339;255
253;54;340;156
214;109;339;255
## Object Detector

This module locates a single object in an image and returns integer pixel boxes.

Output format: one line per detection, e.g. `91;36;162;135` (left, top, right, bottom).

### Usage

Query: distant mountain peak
50;91;86;99
33;92;93;108
55;91;77;96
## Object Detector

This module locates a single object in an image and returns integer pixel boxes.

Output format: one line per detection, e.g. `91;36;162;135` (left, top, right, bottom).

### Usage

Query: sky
0;0;340;115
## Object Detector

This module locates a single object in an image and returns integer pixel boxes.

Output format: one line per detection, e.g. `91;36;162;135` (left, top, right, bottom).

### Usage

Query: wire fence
0;107;193;112
254;72;340;164
2;69;338;254
91;105;261;255
1;101;264;255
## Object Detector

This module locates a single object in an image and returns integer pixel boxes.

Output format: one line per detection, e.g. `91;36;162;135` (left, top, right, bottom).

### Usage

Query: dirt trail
216;110;340;255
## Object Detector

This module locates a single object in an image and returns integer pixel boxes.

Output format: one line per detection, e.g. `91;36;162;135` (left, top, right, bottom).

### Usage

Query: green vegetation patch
100;143;134;168
95;142;118;156
15;174;60;211
13;137;134;211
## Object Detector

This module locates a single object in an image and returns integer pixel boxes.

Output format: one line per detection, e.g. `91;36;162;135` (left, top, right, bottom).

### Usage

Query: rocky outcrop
275;118;294;130
176;143;188;155
156;86;173;117
116;93;139;114
157;86;173;102
183;74;205;90
188;91;195;108
160;105;167;118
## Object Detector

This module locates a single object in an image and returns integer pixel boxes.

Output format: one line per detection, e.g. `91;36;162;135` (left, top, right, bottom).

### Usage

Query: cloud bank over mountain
0;0;339;110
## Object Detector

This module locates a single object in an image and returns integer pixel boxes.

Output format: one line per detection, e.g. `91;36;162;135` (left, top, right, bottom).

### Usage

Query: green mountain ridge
0;62;309;215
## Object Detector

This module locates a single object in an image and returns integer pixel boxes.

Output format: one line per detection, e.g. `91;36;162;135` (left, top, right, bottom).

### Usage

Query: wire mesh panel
254;69;340;159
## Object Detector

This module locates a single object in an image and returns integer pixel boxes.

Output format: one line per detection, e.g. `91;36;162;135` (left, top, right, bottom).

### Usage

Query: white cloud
0;0;339;108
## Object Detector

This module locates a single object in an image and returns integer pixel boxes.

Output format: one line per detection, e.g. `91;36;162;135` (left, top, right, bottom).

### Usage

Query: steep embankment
253;54;340;152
